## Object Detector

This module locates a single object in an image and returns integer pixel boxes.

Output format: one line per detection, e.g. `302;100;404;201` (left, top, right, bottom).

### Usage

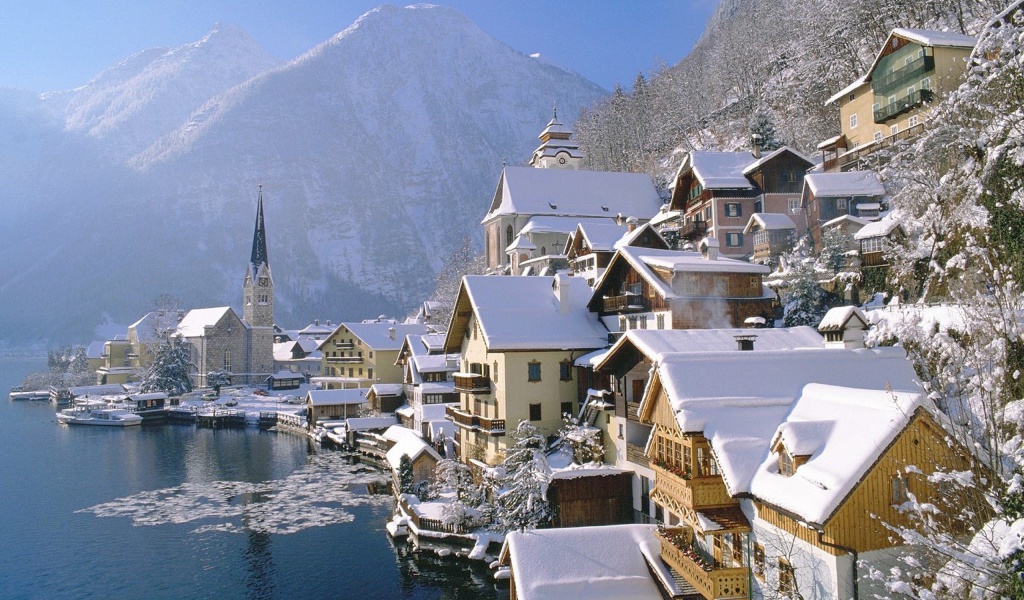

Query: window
907;85;916;97
703;206;713;223
725;232;743;247
656;314;665;329
891;475;909;505
788;198;801;214
724;202;742;218
848;92;855;101
528;361;541;382
713;276;729;296
560;401;573;418
779;448;794;476
223;350;231;372
836;198;848;211
368;368;373;379
861;237;885;254
618;316;627;332
493;361;499;383
909;115;919;127
559;360;572;381
849;113;858;128
682;274;700;296
506;225;513;248
921;77;932;90
891;124;899;135
638;315;648;330
874;131;883;142
872;102;880;113
529;403;542;421
786;170;798;183
778;559;797;597
627;316;637;330
750;276;760;290
888;94;896;106
753;544;766;580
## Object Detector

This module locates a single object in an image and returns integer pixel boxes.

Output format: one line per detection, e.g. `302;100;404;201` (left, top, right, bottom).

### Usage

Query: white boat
56;406;143;427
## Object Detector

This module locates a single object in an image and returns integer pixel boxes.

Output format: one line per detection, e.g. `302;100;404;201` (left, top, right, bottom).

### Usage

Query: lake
0;357;508;600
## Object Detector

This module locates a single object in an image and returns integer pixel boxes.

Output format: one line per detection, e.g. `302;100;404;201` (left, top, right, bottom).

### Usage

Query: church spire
250;182;269;274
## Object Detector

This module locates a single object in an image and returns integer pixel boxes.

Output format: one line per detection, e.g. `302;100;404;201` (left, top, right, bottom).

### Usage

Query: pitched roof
502;524;670;600
483;166;662;224
338;322;431;352
817;305;869;332
854;218;904;240
447;275;608;352
804;171;885;197
892;27;977;48
741;146;814;176
176;307;238;338
689;151;757;189
743;213;797;234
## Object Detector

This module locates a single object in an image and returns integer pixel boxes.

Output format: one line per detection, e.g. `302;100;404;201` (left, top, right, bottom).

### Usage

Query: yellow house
638;319;982;600
442;274;608;466
820;28;976;171
95;337;135;385
316;321;429;390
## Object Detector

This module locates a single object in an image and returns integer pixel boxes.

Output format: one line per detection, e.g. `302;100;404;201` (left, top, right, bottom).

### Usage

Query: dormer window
779;448;795;477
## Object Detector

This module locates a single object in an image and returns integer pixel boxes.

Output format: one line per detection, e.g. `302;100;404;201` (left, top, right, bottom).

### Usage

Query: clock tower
528;105;583;169
243;183;274;329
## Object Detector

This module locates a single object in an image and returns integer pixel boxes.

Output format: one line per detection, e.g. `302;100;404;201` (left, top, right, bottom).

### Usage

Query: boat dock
196;409;247;429
9;389;49;401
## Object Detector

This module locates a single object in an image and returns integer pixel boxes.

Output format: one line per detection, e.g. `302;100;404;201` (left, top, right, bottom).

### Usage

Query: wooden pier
196;409;247;429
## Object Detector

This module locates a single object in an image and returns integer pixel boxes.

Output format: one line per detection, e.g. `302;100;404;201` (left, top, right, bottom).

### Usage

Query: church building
176;185;276;387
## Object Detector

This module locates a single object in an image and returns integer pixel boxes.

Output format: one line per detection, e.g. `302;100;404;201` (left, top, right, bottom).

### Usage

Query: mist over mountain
0;4;607;349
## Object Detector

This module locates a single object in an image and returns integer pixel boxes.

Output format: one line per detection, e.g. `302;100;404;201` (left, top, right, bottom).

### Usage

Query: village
13;23;1008;600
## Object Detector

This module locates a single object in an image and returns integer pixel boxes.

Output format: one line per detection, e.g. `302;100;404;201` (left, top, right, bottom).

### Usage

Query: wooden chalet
564;220;668;286
854;218;905;268
802;171;886;251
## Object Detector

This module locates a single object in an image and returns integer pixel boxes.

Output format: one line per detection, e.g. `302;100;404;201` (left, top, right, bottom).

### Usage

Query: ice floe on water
78;453;392;535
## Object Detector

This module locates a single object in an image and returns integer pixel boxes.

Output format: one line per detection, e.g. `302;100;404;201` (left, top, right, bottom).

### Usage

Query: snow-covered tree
489;421;553;533
206;370;231;394
140;335;193;396
559;414;604;464
426;235;485;325
750;111;782;152
397;454;414;495
776;237;831;327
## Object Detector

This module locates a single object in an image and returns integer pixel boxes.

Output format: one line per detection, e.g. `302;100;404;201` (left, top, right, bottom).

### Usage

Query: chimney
700;237;719;261
626;216;638;232
389;327;396;341
751;133;763;159
615;213;625;226
314;319;320;326
553;273;571;314
735;334;756;351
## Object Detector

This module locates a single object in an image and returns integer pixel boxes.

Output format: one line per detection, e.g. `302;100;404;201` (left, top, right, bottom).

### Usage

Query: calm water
0;357;508;600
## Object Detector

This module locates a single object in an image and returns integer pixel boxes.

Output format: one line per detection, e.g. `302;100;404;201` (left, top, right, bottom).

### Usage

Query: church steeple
250;182;269;276
244;183;274;329
529;103;583;169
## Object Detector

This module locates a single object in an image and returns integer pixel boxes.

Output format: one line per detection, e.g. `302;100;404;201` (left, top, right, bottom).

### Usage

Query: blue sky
0;1;718;93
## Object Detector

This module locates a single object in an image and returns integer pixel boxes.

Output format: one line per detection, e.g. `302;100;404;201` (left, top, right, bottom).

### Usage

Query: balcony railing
453;373;491;394
827;122;926;171
333;341;354;349
326;356;363;364
677;219;709;241
651;462;735;509
445;405;505;435
657;528;749;600
874;88;934;123
602;294;648;313
873;55;933;97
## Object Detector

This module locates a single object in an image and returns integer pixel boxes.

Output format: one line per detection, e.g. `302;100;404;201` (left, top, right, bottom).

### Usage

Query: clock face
259;277;268;286
557;156;567;165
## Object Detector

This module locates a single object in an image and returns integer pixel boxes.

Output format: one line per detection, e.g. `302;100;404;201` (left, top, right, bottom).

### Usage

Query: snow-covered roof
892;27;977;48
804;171;885;197
817;305;868;332
298;321;337;336
822;214;872;230
741;146;814;176
457;274;608;351
573;221;631;252
483;166;662;224
520;216;613;236
613;246;769;292
816;134;846;149
506;235;537;252
343;415;397;431
370;383;404;396
268;370;303;380
688;151;757;189
854;218;904;240
384;425;441;469
86;341;106;360
306;388;368;406
743;212;797;234
599;326;824;372
176;307;237;338
650;346;921;524
750;383;927;525
502;524;670;600
340;322;430;352
130;310;183;342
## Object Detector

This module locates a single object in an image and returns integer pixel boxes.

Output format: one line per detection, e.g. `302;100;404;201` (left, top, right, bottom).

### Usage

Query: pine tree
777;237;829;327
749;111;782;151
559;414;604;464
140;335;194;396
490;421;553;533
397;454;414;495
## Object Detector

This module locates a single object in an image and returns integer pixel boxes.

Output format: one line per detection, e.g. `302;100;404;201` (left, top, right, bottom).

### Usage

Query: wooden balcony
626;443;649;468
332;341;354;349
602;294;648;313
874;89;934;123
326;356;362;364
651;462;734;510
657;528;749;600
677;219;709;241
453;373;491;394
445;405;505;436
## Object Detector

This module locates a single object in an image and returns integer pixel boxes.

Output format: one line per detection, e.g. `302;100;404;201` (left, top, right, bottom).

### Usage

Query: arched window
506;225;514;248
223;349;232;372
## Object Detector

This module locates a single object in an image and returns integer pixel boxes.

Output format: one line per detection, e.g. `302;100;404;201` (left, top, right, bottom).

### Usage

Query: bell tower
244;183;274;329
529;103;583;169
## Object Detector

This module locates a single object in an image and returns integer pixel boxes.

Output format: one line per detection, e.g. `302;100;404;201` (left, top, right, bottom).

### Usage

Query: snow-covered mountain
0;4;607;347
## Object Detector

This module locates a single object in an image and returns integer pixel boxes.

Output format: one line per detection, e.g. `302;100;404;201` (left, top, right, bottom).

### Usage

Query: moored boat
56;406;143;427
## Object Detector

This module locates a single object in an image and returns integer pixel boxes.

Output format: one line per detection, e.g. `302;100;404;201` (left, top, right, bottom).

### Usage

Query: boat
9;388;50;401
56;406;143;427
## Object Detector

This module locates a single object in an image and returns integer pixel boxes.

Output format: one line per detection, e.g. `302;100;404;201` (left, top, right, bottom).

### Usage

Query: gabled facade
743;213;797;267
820;28;976;171
854;218;906;267
442;274;608;465
316;321;430;390
176;306;251;388
802;170;886;251
658;146;813;257
588;245;775;333
396;333;458;437
565;220;669;286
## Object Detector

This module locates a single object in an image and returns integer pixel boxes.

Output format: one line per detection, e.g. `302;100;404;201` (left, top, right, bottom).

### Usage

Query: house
635;308;980;599
820;28;976;171
95;336;134;385
442;274;608;466
595;326;826;522
367;383;405;415
126;309;183;374
272;338;322;377
383;425;441;491
316;321;430;390
396;333;458;437
657;145;813;256
482;118;663;273
854;218;905;267
498;524;683;600
588;244;776;333
743;213;797;267
565;220;669;286
802;170;886;251
266;371;304;391
305;388;368;428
